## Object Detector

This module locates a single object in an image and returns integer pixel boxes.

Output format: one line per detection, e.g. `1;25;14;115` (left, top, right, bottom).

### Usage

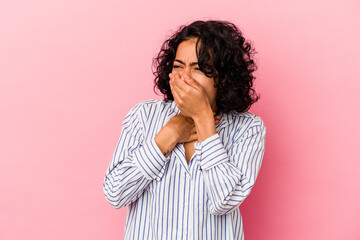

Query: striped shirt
103;99;267;240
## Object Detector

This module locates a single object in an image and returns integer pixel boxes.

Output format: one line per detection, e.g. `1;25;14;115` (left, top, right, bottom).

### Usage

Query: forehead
176;37;214;64
175;38;199;59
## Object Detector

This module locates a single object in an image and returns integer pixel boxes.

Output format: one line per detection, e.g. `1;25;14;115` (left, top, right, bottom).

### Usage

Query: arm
103;103;171;209
194;116;267;215
169;72;266;215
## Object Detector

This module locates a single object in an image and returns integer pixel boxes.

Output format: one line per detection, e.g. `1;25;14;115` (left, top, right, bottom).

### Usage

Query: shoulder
236;111;265;127
228;111;267;141
136;99;170;110
124;99;173;123
121;99;168;136
228;110;266;128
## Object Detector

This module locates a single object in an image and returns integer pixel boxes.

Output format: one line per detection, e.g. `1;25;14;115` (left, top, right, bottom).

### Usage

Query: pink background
1;0;359;239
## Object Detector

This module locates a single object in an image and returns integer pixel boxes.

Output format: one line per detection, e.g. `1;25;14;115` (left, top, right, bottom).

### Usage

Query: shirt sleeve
103;102;170;209
194;116;267;215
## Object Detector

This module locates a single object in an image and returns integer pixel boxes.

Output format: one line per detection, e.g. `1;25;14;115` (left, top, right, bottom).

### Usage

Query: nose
180;66;191;79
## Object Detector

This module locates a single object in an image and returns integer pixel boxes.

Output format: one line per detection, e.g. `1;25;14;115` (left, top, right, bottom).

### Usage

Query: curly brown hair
152;20;259;114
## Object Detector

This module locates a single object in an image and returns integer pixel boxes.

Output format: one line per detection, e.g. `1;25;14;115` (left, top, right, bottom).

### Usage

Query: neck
211;102;219;114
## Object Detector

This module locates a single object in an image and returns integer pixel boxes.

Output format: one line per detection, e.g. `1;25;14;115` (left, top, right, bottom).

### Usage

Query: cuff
133;137;170;180
194;133;229;171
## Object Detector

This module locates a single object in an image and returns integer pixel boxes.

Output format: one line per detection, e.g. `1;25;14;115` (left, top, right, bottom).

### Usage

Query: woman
103;20;267;239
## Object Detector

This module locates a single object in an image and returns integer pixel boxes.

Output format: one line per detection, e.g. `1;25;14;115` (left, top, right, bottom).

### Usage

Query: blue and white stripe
103;99;267;240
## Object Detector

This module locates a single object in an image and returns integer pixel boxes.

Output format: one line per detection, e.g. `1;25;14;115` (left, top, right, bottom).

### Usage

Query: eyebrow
174;59;198;66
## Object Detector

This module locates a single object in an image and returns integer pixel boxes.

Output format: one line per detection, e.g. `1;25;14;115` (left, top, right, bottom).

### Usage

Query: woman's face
171;37;218;112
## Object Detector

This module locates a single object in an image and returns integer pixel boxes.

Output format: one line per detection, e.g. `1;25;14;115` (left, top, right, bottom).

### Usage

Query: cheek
197;78;217;96
172;68;182;75
193;77;206;89
196;77;213;88
192;71;205;79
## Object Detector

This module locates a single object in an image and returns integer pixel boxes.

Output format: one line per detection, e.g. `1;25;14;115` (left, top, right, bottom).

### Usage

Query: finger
189;133;198;142
183;74;202;90
179;74;201;94
173;73;187;91
172;74;190;97
174;73;199;96
170;80;182;104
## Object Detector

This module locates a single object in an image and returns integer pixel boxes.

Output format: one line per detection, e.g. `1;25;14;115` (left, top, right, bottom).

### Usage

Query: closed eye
173;65;201;71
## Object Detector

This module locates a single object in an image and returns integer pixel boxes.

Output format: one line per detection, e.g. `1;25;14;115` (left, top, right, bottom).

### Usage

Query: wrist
155;125;178;157
164;119;181;144
164;124;180;145
192;106;214;124
193;109;216;142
